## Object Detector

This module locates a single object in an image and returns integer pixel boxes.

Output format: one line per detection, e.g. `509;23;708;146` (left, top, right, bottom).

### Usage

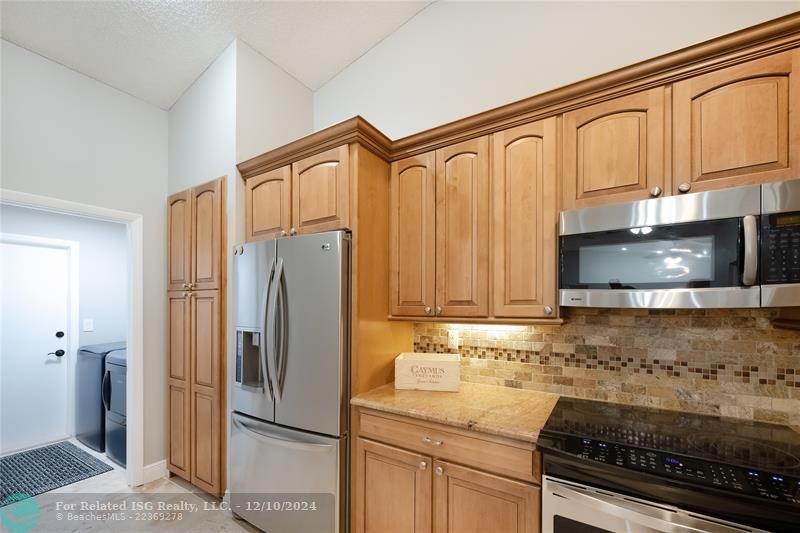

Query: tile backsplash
413;308;800;427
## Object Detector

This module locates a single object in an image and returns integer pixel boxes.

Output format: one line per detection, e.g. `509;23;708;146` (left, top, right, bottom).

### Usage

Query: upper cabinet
673;49;800;194
168;190;192;291
292;144;351;235
491;119;557;319
245;166;291;241
245;145;351;241
435;137;490;318
562;87;667;210
390;153;436;317
168;178;224;291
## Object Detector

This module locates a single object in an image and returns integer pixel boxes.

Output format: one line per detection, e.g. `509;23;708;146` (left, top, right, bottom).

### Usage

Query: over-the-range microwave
559;179;800;309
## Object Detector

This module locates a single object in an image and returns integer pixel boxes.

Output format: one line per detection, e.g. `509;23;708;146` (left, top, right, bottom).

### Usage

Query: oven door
559;216;760;309
542;477;768;533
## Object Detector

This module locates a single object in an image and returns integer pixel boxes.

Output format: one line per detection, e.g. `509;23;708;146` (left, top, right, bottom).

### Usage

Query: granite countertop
351;382;560;443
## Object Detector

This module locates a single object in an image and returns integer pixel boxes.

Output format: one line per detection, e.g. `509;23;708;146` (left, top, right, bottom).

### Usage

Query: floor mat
0;441;113;503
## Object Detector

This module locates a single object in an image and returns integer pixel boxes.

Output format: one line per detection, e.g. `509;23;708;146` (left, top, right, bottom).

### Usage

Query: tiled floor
8;439;257;532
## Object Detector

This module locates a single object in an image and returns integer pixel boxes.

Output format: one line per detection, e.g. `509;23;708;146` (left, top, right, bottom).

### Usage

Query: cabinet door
355;438;432;533
563;88;666;209
292;145;350;235
246;166;291;241
190;290;222;495
492;119;558;318
674;50;800;193
435;137;490;317
390;152;436;317
433;461;540;533
191;179;223;290
167;190;192;291
167;291;191;478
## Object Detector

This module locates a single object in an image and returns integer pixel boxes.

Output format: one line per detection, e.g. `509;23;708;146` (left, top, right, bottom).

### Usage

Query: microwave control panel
762;211;800;284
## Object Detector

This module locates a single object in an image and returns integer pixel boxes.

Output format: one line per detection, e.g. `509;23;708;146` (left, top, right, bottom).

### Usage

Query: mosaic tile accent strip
413;308;800;427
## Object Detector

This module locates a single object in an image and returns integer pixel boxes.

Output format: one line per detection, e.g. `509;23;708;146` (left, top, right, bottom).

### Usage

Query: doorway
0;234;79;453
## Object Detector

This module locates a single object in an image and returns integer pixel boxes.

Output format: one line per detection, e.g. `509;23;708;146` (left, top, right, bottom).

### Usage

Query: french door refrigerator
230;230;350;533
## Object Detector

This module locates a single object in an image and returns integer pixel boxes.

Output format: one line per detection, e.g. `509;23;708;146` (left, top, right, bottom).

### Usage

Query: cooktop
537;397;800;531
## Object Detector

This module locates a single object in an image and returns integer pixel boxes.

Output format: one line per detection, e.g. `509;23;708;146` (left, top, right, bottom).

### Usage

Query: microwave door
274;231;349;437
232;239;277;422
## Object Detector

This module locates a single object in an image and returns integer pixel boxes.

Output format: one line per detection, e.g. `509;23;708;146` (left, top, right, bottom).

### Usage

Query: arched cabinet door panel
292;145;350;235
390;152;436;317
491;119;557;318
435;136;489;318
673;49;800;193
246;166;291;241
167;190;192;291
563;87;666;209
191;178;223;290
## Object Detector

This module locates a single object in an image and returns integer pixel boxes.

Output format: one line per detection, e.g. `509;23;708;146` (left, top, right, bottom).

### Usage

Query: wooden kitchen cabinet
491;119;558;318
562;87;667;209
167;177;226;497
292;144;350;235
435;137;490;318
433;460;540;533
673;49;800;194
245;165;291;241
167;190;192;291
355;438;432;533
390;152;436;317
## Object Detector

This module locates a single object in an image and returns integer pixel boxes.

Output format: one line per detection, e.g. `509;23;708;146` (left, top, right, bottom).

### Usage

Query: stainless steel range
537;397;800;532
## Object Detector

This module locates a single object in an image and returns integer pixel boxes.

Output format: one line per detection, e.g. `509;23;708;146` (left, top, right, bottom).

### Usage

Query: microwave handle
742;215;758;287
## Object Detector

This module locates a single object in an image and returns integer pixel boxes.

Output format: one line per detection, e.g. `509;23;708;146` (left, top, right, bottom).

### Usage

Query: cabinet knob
544;305;553;316
419;461;428;471
289;227;297;236
678;182;692;194
188;282;194;289
182;283;189;289
280;230;287;237
182;292;189;298
189;292;196;298
435;466;444;477
649;186;662;198
424;306;431;315
435;306;442;316
422;436;443;446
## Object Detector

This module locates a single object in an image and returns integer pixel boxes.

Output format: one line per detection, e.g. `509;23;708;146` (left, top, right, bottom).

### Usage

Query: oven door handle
741;214;758;287
549;480;753;533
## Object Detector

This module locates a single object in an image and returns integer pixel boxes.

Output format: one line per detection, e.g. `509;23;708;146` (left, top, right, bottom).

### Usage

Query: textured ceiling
0;1;429;109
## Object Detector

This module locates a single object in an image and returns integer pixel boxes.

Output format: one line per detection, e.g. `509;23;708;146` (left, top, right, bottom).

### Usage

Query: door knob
678;183;692;193
55;331;65;338
649;186;662;198
48;349;65;357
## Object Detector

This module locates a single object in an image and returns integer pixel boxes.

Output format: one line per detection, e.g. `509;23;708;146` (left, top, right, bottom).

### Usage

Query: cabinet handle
424;306;431;315
289;227;297;236
649;186;662;198
435;306;442;316
182;282;189;289
678;182;692;194
280;230;287;237
419;461;428;471
544;305;553;316
188;282;195;289
422;436;443;446
435;466;444;476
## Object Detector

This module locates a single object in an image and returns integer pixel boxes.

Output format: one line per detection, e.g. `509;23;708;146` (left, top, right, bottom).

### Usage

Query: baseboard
141;459;169;484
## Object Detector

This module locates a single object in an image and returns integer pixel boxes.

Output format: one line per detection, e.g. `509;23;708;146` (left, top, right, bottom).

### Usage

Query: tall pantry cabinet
167;176;226;496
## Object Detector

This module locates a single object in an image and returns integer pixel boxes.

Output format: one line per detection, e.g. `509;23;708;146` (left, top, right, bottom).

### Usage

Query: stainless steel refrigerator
230;230;350;533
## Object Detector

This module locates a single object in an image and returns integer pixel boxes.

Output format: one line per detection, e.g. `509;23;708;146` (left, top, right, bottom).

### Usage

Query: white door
1;238;71;454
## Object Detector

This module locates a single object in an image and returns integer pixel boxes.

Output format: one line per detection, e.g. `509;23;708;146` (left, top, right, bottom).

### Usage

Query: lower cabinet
355;410;541;533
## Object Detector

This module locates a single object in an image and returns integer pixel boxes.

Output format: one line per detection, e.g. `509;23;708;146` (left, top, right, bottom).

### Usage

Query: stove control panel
567;437;800;504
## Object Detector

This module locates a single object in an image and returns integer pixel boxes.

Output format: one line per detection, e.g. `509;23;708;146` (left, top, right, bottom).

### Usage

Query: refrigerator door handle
260;258;276;401
276;264;289;395
266;257;284;400
232;413;334;451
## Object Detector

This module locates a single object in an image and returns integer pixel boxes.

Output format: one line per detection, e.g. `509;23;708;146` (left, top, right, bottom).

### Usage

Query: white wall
0;205;128;346
314;1;800;139
1;40;169;465
236;40;313;164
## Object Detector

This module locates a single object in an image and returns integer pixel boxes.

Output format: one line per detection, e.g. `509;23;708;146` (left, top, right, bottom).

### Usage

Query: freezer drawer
229;412;345;533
